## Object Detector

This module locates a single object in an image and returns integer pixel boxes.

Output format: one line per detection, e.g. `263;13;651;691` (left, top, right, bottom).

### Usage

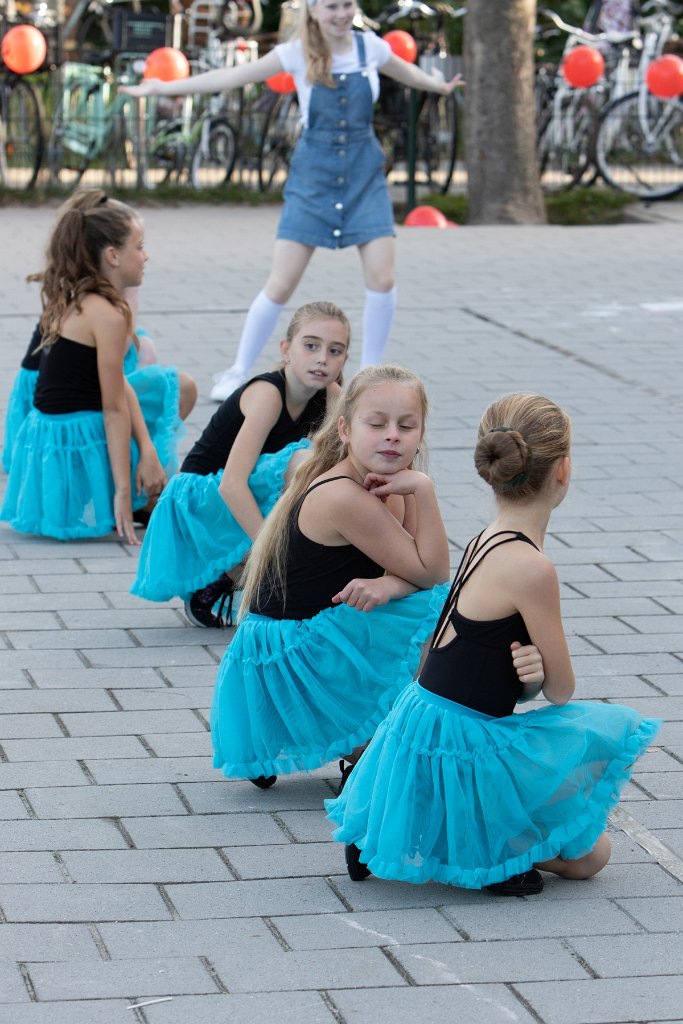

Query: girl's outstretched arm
380;55;464;96
94;298;138;545
217;380;284;539
118;49;283;99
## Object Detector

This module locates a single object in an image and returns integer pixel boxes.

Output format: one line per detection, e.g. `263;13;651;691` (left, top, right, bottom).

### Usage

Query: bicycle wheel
190;117;236;189
0;77;43;190
144;117;186;189
257;93;300;193
47;77;101;188
537;93;598;195
595;91;683;200
418;93;457;194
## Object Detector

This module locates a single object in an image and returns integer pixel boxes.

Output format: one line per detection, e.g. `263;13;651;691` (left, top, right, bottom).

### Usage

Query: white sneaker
209;367;247;402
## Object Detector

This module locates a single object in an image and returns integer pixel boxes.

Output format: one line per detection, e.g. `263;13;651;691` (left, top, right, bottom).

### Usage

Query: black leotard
181;369;328;476
253;476;383;621
33;338;101;414
21;323;43;371
419;530;539;718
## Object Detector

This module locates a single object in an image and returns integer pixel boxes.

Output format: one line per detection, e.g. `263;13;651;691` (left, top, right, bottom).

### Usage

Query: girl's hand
363;469;428;499
442;72;465;95
135;448;166;500
511;641;545;685
332;577;394;612
114;490;140;546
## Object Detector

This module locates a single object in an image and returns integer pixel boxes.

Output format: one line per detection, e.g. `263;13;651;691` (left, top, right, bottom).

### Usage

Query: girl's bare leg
536;832;612;880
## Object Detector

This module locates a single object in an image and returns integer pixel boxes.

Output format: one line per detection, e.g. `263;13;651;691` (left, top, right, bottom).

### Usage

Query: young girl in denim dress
121;0;463;399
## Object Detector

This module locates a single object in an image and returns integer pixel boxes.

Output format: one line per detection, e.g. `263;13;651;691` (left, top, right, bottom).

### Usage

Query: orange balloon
144;47;190;82
404;205;448;228
384;30;418;65
646;55;683;99
561;46;605;89
266;71;296;94
1;24;47;75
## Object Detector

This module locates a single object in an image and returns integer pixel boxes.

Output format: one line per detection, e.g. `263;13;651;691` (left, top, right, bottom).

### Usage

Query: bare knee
178;372;198;420
363;271;395;293
564;834;612;880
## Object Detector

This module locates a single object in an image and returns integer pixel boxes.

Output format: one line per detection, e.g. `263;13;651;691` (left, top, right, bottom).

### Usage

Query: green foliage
0;183;284;208
403;185;635;225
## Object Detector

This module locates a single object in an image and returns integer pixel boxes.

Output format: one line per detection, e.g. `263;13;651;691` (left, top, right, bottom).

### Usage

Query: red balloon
144;47;190;82
561;46;605;89
1;24;47;75
646;55;683;100
265;71;296;94
384;30;418;65
404;205;449;228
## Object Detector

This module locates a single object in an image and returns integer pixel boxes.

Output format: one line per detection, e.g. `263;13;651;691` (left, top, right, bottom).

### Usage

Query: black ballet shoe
485;869;544;897
337;759;354;795
345;843;371;881
249;775;277;789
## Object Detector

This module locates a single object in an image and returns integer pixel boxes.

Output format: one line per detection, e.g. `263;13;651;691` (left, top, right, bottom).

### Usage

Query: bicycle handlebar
538;8;636;46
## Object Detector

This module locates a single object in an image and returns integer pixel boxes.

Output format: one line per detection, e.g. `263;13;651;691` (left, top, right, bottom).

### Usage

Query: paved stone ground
1;200;682;1024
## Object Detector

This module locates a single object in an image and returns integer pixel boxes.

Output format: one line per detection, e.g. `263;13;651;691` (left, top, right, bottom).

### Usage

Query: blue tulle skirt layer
2;367;38;473
2;409;149;539
131;439;310;602
211;584;449;780
326;682;661;888
125;362;184;478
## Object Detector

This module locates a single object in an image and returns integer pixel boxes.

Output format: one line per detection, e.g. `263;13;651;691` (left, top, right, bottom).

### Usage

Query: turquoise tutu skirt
3;409;155;539
211;584;449;779
2;367;38;473
131;439;310;602
326;682;661;888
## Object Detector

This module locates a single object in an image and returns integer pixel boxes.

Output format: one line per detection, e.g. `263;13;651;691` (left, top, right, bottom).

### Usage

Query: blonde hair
474;393;571;501
36;189;138;349
280;299;350;384
239;364;428;618
299;0;336;87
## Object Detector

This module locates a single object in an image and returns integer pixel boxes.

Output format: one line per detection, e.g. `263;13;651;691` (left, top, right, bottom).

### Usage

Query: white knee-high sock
231;289;285;375
360;287;397;368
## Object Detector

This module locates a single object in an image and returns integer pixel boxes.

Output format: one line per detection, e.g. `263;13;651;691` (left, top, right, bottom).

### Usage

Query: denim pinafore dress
277;33;395;250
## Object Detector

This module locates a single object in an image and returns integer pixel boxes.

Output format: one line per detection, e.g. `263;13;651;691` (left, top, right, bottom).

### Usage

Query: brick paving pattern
1;200;682;1023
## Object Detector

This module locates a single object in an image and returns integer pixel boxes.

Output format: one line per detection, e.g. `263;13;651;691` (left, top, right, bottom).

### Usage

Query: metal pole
406;86;417;213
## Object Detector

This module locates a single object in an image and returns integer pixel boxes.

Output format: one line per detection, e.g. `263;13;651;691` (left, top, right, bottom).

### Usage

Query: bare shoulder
239;378;283;415
504;543;559;595
82;293;125;324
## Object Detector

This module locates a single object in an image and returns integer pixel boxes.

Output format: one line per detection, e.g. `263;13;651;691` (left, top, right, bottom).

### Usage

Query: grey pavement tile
25;957;219;1000
159;665;220;687
441;897;638;940
0;883;172;922
627;799;683;828
590;634;683;654
61;848;233;883
78;646;219;668
569;933;682;977
533;863;683;900
0;923;100;962
59;710;207;736
25;667;166;689
621;614;683;633
630;771;683;799
607;695;683;719
647;675;683;696
273;908;462;950
0;651;89;670
26;783;189;819
109;686;213;711
9;541;130;560
0;612;60;630
574;580;683;599
0;714;68;739
120;812;286;849
561;617;637;636
210;945;405;992
84;756;219;786
601;561;683;581
32;574;157;593
97;918;282;959
178;777;334;814
331;983;538;1024
0;791;30;819
618;895;683;931
142;991;337;1024
58;609;183;629
0;576;39;595
131;628;228;648
0;818;129;851
570;653;683;676
0;690;115;714
0;962;31;1002
515;976;683;1024
2;735;148;762
5;1002;166;1023
572;675;664;699
0;852;65;882
138;732;213;758
0;761;89;789
166;877;345;919
7;629;137;650
225;842;345;879
392;937;588;983
650;829;683;858
275;809;340;844
1;560;85;576
332;877;481;913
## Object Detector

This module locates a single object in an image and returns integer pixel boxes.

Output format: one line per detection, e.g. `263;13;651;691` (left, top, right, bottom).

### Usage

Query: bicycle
594;0;683;199
0;64;43;190
143;89;237;188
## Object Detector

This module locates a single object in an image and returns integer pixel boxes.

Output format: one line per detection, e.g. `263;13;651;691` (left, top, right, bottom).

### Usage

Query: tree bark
465;0;546;224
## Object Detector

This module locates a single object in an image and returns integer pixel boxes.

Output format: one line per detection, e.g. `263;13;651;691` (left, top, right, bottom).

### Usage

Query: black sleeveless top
21;322;43;371
181;369;328;476
253;476;384;621
33;337;102;414
419;530;539;718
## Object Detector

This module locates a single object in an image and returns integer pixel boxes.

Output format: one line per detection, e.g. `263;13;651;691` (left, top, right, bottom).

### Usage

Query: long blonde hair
299;0;337;87
239;364;428;618
36;189;137;349
474;393;571;501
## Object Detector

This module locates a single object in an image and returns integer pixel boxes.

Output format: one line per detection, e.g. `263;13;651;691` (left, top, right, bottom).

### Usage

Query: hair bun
474;428;531;488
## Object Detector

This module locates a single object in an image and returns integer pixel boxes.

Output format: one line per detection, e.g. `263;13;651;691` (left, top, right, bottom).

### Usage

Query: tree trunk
465;0;546;224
